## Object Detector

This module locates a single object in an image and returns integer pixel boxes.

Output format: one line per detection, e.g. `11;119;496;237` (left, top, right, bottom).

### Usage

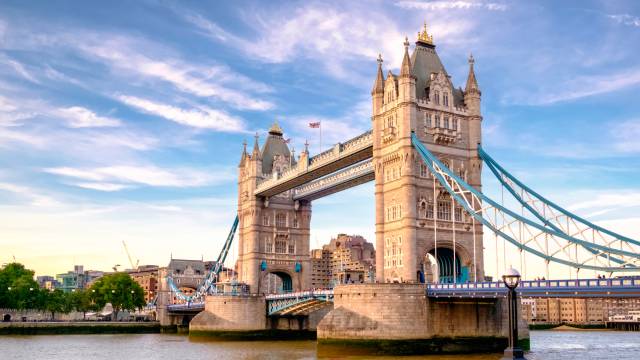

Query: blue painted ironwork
427;277;640;298
266;290;334;315
166;215;239;303
479;145;639;267
410;133;639;272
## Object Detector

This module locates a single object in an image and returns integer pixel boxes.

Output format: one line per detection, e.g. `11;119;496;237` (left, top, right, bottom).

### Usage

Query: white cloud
508;67;640;105
183;3;476;83
57;106;121;128
44;164;232;189
75;37;274;111
608;14;640;27
395;1;507;11
117;95;246;132
1;57;40;84
0;182;59;206
568;191;640;213
612;119;640;153
73;182;132;192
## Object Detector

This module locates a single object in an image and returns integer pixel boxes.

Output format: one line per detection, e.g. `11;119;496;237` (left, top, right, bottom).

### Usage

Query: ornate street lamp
502;267;526;360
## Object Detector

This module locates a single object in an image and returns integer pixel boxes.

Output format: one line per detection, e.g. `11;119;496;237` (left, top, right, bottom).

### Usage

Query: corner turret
372;54;385;115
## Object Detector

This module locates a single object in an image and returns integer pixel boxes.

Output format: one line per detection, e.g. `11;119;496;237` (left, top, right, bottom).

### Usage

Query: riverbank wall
0;321;162;335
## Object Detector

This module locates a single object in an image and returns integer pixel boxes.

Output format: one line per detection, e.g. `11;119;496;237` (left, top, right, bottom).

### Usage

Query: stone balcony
431;126;458;144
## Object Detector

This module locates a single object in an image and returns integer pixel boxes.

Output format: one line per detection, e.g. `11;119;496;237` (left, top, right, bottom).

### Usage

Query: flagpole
320;122;322;153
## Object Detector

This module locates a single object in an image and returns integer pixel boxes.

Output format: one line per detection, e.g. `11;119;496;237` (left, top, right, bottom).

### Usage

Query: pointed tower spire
252;132;261;159
400;37;413;77
465;53;480;95
239;139;248;166
371;54;385;95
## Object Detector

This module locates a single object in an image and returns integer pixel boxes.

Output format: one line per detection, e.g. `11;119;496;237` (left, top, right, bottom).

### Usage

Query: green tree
89;273;145;321
44;289;67;319
70;289;97;320
0;263;40;309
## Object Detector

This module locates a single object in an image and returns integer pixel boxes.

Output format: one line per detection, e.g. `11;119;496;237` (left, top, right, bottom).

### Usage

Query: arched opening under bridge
418;248;468;284
264;271;293;294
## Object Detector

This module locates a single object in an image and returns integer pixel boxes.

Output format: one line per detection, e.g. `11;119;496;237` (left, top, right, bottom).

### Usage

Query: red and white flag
283;138;291;144
308;121;320;128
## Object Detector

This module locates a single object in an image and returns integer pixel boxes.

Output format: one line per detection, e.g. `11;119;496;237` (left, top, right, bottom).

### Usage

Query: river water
1;330;639;359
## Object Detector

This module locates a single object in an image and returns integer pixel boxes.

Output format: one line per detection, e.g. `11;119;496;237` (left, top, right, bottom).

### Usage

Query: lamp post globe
502;267;521;289
501;267;526;360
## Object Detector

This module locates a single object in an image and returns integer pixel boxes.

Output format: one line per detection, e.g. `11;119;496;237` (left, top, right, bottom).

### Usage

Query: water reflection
0;331;638;359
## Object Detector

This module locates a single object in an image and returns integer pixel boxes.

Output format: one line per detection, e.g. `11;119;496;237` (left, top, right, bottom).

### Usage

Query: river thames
1;330;639;359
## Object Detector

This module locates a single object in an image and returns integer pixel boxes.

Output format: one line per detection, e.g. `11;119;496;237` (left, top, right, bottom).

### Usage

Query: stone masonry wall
189;295;266;332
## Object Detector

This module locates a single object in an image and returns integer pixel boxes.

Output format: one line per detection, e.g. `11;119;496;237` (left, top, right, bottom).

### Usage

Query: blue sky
1;0;640;278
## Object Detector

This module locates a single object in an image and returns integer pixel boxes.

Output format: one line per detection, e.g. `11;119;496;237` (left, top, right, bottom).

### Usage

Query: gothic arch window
293;217;299;228
288;241;295;254
275;236;287;254
437;198;451;220
434;90;440;105
453;118;458;131
444;116;450;129
425;113;432;128
276;213;287;228
426;201;434;219
444;93;449;107
455;207;463;222
419;199;427;217
420;163;428;178
435;114;440;128
263;214;270;226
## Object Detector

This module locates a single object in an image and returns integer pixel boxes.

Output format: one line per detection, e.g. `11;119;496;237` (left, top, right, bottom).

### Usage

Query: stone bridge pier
317;284;528;355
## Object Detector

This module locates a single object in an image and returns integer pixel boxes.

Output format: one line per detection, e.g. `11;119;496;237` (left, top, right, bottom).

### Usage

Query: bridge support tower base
317;284;529;355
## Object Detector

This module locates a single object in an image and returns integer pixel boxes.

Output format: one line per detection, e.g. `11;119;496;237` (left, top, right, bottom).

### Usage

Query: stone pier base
317;284;529;355
189;294;266;337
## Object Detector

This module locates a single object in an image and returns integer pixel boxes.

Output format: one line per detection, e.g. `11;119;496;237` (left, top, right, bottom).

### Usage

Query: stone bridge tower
372;25;484;284
236;122;311;294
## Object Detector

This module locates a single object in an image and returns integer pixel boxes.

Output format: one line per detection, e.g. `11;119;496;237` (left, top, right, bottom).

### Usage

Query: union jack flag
283;138;291;144
308;121;320;128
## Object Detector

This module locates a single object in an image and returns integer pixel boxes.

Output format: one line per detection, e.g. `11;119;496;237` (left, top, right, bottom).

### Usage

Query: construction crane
122;241;139;270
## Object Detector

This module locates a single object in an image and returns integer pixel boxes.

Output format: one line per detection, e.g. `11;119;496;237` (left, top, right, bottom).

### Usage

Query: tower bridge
156;25;640;353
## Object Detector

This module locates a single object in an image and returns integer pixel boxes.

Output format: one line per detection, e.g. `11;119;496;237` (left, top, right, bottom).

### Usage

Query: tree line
0;263;146;320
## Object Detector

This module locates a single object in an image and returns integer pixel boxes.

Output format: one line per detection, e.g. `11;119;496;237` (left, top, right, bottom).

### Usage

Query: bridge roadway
165;277;640;314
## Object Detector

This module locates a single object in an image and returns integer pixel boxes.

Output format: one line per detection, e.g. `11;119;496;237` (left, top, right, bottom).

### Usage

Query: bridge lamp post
502;267;526;360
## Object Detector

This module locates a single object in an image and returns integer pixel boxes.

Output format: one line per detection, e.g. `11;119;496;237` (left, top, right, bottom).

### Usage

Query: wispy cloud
0;182;59;206
506;67;640;105
612;119;640;153
117;95;246;132
395;1;507;11
57;106;121;128
74;36;274;111
44;164;232;189
1;56;40;84
567;190;640;213
608;14;640;27
73;182;132;192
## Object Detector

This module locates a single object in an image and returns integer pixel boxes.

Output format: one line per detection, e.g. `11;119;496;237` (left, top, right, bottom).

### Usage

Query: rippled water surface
1;330;639;359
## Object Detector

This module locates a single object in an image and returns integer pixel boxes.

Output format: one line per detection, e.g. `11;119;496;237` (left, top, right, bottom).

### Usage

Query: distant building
523;298;640;325
56;265;103;292
36;275;59;290
310;234;376;288
126;265;159;303
310;249;332;288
